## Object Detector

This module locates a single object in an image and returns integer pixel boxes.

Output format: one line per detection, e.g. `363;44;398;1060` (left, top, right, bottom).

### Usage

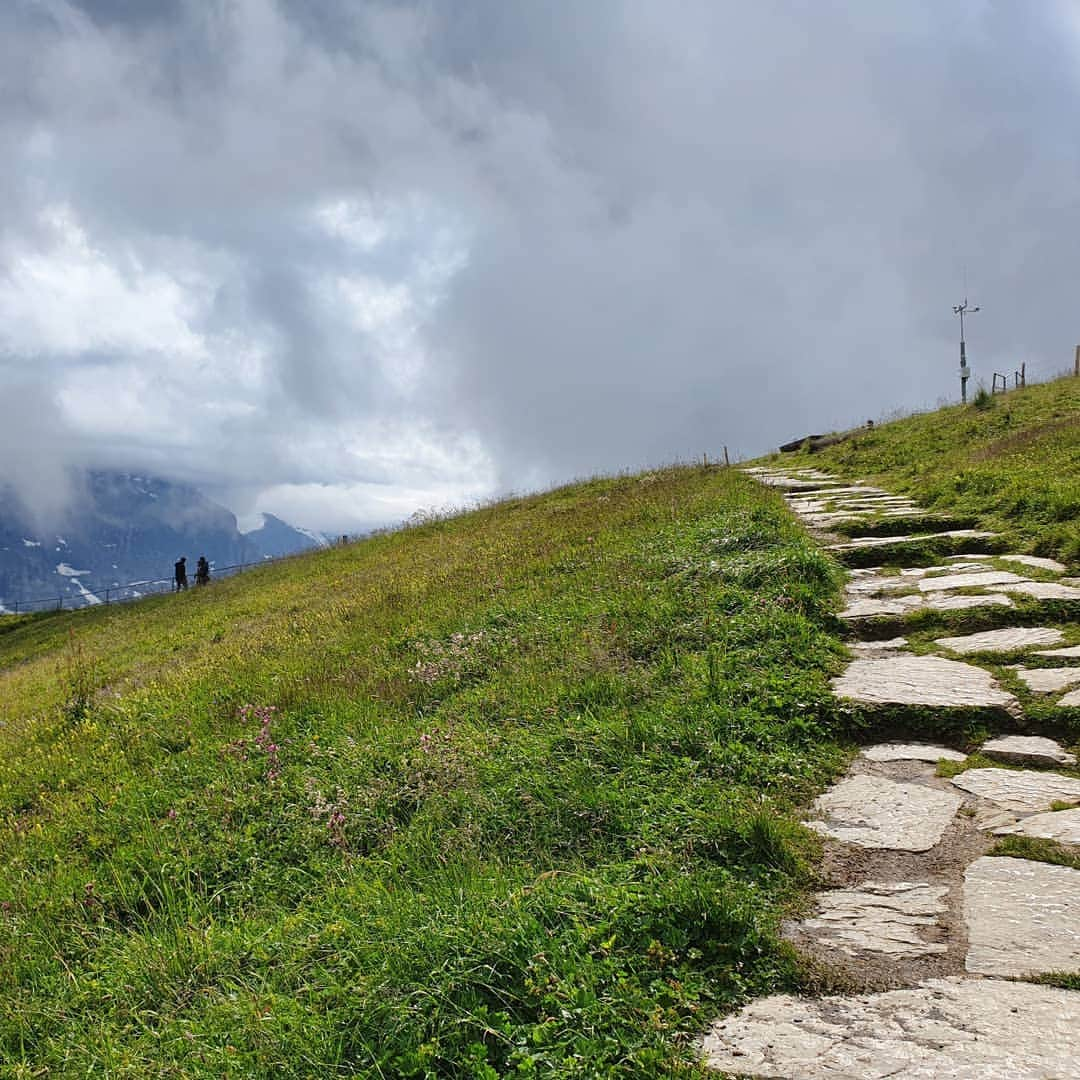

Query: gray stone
934;627;1065;655
1057;687;1080;707
972;806;1019;832
700;977;1080;1078
828;529;996;553
988;580;1080;600
862;743;966;763
998;554;1068;573
1033;644;1080;658
981;734;1077;766
808;774;961;851
925;593;1013;612
845;575;915;595
995;807;1080;845
949;768;1080;813
917;570;1027;593
849;636;908;653
832;655;1017;709
839;596;924;620
1009;667;1080;693
794;881;949;957
964;856;1080;977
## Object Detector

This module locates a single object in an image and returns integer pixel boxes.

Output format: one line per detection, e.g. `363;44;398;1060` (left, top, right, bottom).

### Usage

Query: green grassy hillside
781;375;1080;562
0;467;848;1077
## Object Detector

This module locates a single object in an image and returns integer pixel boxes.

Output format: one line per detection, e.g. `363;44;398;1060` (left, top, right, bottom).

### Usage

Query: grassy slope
0;467;848;1078
777;375;1080;562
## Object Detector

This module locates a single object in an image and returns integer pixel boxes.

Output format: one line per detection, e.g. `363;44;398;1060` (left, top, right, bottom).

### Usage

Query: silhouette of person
174;556;188;591
195;555;210;586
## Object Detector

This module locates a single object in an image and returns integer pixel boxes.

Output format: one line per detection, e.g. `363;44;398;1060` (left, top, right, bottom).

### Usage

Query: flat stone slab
949;768;1080;813
981;734;1077;766
809;774;961;851
964;856;1080;977
845;575;915;595
828;529;996;552
833;655;1017;709
925;593;1013;612
998;554;1068;573
1010;667;1080;693
839;596;923;620
850;637;908;653
700;977;1080;1078
1057;687;1080;707
1034;644;1080;658
934;627;1065;655
996;807;1080;845
917;570;1027;593
793;881;949;957
862;743;966;763
988;581;1080;600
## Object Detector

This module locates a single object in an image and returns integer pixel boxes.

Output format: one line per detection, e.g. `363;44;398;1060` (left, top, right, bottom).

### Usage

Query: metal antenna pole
953;298;980;404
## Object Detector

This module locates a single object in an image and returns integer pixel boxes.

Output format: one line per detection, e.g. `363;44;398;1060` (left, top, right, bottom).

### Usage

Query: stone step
790;881;949;959
1009;667;1080;694
934;626;1065;655
832;655;1017;711
995;807;1080;844
701;977;1080;1078
980;734;1077;766
828;529;997;553
808;774;962;852
964;856;1080;978
949;767;1080;813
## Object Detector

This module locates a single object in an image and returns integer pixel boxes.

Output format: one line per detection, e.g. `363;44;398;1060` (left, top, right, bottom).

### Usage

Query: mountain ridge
0;470;325;610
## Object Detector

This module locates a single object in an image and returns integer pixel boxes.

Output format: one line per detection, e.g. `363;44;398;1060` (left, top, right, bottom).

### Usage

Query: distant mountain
0;472;325;611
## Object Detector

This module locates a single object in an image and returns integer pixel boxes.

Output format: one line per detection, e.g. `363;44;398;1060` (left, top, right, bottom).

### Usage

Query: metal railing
0;551;311;616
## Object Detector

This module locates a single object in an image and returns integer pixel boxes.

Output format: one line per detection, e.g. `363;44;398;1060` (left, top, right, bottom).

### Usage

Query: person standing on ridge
174;556;188;591
195;555;210;586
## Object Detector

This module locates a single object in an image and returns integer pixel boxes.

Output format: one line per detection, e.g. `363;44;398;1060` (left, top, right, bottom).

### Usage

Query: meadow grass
780;375;1080;562
0;466;848;1077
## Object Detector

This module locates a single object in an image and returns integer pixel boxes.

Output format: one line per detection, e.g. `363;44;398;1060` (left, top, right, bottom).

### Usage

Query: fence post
1021;361;1026;388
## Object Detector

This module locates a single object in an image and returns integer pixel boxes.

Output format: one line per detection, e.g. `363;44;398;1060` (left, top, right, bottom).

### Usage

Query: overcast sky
2;0;1079;532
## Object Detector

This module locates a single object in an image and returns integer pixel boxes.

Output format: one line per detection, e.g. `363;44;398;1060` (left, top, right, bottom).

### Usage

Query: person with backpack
195;555;210;586
174;556;188;591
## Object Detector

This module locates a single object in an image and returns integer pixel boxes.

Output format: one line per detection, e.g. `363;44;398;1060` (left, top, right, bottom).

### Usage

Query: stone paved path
701;466;1080;1077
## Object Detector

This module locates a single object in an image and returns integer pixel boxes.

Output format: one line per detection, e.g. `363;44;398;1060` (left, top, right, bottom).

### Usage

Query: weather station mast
953;298;979;404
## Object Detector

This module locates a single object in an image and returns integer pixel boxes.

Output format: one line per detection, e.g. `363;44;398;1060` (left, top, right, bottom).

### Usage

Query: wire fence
0;551;311;616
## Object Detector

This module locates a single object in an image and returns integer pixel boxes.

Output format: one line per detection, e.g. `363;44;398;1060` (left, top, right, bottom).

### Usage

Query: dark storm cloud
1;0;1078;528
